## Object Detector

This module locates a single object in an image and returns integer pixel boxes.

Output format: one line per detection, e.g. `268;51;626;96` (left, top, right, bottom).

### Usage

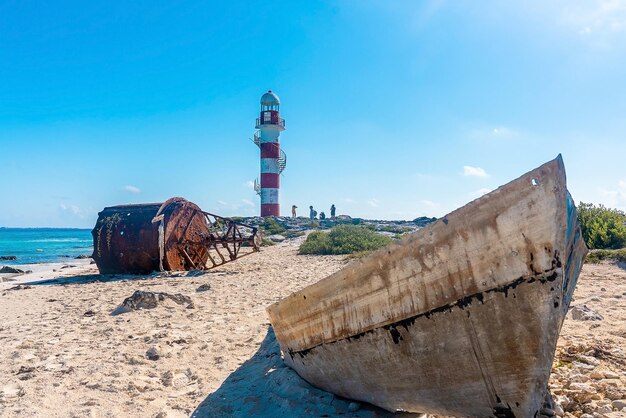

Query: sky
1;0;626;227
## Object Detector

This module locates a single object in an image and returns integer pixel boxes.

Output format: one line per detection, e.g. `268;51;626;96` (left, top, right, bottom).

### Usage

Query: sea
0;228;93;265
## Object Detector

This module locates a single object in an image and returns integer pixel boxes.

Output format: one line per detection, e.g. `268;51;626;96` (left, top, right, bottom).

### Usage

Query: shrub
378;225;412;234
585;249;626;264
261;238;275;246
284;230;305;239
299;225;393;255
577;202;626;249
260;218;286;236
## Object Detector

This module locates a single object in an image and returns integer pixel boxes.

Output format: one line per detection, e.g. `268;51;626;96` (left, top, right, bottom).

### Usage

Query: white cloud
217;200;228;206
59;204;90;220
344;197;356;203
367;198;380;207
124;185;141;193
598;179;626;210
558;0;626;36
242;199;255;207
513;0;626;48
463;166;489;178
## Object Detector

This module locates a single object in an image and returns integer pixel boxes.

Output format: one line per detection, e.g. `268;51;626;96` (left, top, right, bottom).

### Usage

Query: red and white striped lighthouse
253;90;286;217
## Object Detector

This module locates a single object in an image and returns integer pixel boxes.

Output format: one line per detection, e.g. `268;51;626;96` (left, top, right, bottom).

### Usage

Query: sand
1;237;625;417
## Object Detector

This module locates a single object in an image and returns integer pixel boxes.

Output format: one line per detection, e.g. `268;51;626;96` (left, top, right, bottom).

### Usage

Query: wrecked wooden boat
92;197;259;274
267;155;587;417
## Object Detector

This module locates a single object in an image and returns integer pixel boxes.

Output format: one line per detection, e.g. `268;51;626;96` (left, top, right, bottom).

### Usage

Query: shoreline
0;259;94;285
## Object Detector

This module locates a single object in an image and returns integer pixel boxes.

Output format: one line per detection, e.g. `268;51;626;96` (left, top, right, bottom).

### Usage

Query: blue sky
1;0;625;227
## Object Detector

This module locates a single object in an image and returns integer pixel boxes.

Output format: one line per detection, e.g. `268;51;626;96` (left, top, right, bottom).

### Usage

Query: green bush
577;202;626;249
586;249;626;264
284;230;305;239
261;238;275;246
299;225;393;255
260;218;286;236
378;225;412;234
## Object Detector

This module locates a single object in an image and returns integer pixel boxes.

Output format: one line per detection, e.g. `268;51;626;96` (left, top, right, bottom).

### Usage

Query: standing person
320;212;326;220
309;206;316;220
330;204;336;220
292;205;297;218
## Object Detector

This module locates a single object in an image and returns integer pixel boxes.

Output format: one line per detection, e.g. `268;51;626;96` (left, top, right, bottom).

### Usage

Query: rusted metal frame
166;210;259;271
221;223;237;261
180;247;198;270
189;244;206;270
208;239;227;265
205;248;218;269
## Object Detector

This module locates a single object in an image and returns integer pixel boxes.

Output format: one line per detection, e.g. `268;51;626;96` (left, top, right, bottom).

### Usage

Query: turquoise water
0;228;93;265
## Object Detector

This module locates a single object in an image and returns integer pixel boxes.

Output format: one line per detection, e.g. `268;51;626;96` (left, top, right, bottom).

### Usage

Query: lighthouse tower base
261;204;280;217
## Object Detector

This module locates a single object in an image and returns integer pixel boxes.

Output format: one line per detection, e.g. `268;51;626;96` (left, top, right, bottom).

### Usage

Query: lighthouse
253;90;286;217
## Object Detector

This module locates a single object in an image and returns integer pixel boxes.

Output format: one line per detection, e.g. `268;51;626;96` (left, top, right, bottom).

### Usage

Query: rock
83;310;96;317
590;370;605;380
6;284;32;291
570;305;604;321
578;355;600;366
603;371;620;379
597;405;613;414
348;402;360;412
572;372;591;382
553;403;565;416
570;382;596;393
0;265;25;274
1;383;24;398
580;414;594;418
111;291;193;315
612;400;626;410
540;407;556;416
0;255;17;260
146;346;162;361
268;234;285;243
196;283;211;292
75;254;91;259
16;365;35;375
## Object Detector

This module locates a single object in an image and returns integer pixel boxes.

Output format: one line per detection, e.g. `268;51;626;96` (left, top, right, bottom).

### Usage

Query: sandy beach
1;237;625;417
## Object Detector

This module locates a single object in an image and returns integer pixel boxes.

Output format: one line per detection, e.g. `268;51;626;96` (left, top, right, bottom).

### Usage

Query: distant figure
320;212;326;220
330;204;336;220
292;205;298;218
309;206;317;220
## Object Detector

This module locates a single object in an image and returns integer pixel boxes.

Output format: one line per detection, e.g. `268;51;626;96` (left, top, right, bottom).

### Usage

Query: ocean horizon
0;227;93;265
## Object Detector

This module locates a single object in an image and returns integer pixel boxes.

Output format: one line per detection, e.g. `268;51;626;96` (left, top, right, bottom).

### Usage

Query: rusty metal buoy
91;197;258;274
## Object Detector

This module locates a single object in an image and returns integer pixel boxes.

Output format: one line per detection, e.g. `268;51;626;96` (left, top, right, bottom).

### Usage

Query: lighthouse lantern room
253;90;286;217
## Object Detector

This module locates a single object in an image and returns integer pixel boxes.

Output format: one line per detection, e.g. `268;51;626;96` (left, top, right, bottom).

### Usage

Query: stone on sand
0;266;25;274
111;290;193;315
570;304;604;321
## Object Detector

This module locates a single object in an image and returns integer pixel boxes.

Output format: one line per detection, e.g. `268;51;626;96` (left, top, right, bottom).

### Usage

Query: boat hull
267;156;587;417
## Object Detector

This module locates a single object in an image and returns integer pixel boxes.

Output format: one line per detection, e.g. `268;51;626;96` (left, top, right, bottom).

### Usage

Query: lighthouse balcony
255;116;286;129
